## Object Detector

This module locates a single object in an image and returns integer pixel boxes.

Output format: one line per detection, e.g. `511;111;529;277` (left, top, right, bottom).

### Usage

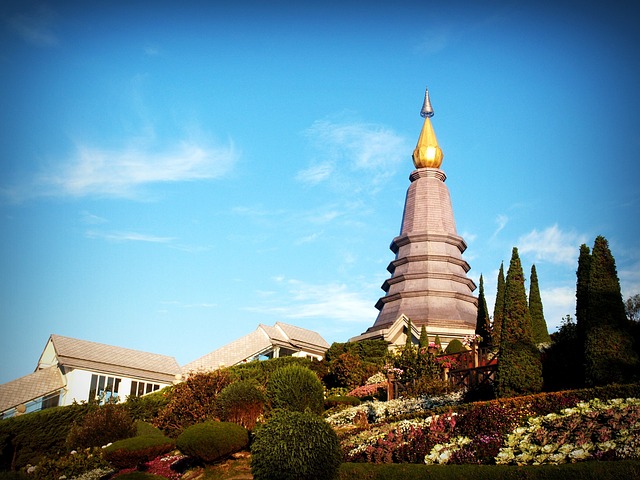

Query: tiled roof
50;335;182;384
182;322;329;373
0;366;65;413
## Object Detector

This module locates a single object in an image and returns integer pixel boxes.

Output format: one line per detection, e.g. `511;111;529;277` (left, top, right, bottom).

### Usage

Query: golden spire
412;88;443;169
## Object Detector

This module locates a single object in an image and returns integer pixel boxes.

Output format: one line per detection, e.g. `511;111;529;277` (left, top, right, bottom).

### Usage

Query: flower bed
326;392;463;426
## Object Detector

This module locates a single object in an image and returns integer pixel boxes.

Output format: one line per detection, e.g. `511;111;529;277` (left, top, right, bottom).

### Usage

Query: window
88;374;122;403
129;381;160;398
41;392;60;410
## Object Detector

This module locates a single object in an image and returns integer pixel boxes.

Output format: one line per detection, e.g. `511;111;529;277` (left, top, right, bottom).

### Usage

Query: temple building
351;89;477;349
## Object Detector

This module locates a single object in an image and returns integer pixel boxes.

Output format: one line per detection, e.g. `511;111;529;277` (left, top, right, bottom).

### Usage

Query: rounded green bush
176;421;248;463
251;410;341;480
266;365;324;414
101;434;175;469
66;403;136;450
444;339;466;354
216;380;265;430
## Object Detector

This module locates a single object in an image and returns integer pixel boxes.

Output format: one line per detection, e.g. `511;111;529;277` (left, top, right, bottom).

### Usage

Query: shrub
66;403;136;450
101;435;175;469
134;421;165;437
0;403;89;470
251;410;341;480
125;389;171;422
266;365;324;415
31;448;112;480
228;357;314;387
176;422;248;463
215;380;265;430
154;369;234;437
325;396;361;409
444;340;466;354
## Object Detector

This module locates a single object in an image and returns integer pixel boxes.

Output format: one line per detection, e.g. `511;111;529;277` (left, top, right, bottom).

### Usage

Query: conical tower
352;89;477;347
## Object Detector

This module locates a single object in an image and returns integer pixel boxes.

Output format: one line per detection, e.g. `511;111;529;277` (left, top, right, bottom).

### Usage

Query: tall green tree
529;264;551;345
575;243;591;385
583;236;639;385
492;262;506;345
475;274;491;347
419;325;429;349
495;248;543;397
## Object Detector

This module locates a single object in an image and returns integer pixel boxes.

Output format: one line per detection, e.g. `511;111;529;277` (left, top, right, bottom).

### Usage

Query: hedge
101;435;175;469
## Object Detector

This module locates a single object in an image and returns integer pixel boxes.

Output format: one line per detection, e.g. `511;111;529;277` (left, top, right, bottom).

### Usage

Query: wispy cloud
8;6;59;47
10;137;237;201
85;230;175;243
298;119;409;191
245;278;375;324
80;211;108;225
518;224;588;266
492;214;509;238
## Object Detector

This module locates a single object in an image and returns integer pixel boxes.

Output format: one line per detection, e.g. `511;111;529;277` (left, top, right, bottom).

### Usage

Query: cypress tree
583;236;639;385
529;265;551;345
575;243;591;385
405;317;414;349
419;325;429;349
475;274;491;347
492;262;506;345
495;247;543;397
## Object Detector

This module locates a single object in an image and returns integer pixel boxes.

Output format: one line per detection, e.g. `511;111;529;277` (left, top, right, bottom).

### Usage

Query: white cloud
30;138;237;199
245;278;375;324
85;230;175;243
518;224;587;266
298;119;409;190
80;211;108;225
295;162;334;184
492;214;509;238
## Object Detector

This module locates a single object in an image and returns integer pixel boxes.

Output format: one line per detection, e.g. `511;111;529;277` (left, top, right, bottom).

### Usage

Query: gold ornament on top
412;88;443;169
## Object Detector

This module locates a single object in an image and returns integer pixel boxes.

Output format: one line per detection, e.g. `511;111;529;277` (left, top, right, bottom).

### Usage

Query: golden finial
412;87;443;169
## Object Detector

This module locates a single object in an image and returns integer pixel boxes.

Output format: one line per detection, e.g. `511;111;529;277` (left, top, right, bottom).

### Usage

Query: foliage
227;356;315;387
495;248;543;397
575;243;591;384
338;461;640;480
475;275;492;347
125;390;170;422
492;262;506;346
0;403;89;470
29;448;112;480
325;396;362;410
542;316;582;391
102;435;175;469
583;236;639;386
66;403;136;450
153;369;234;437
326;391;463;426
176;421;248;464
418;326;429;349
443;340;465;354
495;397;640;465
134;421;165;438
266;365;324;415
215;380;265;430
348;383;386;400
251;410;341;480
529;265;551;345
626;294;640;322
323;340;388;390
387;344;443;397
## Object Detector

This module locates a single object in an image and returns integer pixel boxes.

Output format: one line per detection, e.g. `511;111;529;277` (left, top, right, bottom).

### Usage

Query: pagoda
352;88;477;348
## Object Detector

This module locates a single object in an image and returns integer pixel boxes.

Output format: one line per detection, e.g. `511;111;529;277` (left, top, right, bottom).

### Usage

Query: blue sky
1;0;639;384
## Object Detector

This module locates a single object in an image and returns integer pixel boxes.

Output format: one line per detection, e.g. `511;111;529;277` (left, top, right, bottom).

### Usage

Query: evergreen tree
583;236;639;385
492;262;506;345
495;248;543;397
434;335;442;353
419;325;429;349
475;274;491;347
405;317;414;349
529;264;551;345
575;243;591;385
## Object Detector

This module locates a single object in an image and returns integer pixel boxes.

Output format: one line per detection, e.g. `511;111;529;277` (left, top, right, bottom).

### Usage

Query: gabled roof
45;335;182;384
182;322;330;373
0;366;65;413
